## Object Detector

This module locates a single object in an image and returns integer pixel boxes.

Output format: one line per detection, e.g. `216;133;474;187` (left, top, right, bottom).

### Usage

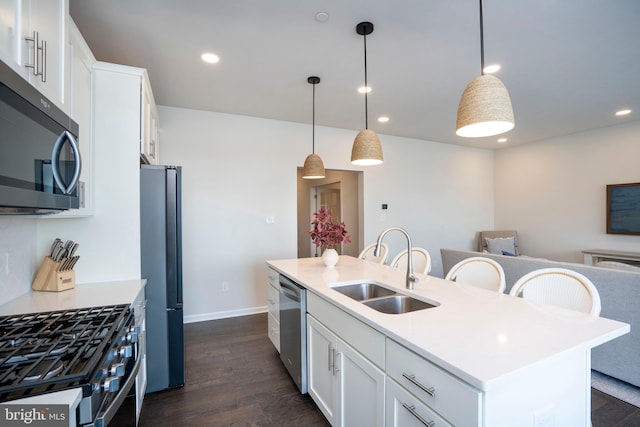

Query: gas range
0;305;139;426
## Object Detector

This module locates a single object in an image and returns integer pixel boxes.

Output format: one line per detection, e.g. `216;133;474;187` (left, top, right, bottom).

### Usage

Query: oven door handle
89;354;141;427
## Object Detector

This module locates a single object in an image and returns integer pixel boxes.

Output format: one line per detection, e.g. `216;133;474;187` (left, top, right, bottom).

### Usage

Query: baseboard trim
184;305;268;324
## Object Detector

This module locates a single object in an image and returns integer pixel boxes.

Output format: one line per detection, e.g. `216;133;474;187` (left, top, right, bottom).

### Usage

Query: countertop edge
0;279;147;315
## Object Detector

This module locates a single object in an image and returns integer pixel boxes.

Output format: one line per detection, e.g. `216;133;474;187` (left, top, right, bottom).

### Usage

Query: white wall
494;120;640;262
0;218;37;305
157;106;495;322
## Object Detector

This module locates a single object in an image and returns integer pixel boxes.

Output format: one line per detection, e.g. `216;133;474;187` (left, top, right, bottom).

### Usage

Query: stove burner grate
0;304;131;400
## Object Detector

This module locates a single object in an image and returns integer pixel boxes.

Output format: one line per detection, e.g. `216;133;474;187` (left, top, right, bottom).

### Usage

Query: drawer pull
401;402;436;427
402;372;436;397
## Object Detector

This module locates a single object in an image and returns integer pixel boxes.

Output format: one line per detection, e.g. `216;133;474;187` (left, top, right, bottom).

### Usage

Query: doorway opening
297;169;363;258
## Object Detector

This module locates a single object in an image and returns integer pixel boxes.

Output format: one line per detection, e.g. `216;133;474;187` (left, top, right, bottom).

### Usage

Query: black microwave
0;59;81;214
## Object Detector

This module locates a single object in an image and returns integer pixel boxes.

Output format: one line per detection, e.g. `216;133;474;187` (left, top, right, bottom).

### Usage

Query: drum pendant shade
303;153;325;179
302;76;326;179
351;21;383;166
456;74;514;138
456;0;514;138
351;130;383;166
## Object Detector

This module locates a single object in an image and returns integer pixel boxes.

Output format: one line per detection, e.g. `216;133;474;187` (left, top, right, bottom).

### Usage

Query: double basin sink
331;282;439;314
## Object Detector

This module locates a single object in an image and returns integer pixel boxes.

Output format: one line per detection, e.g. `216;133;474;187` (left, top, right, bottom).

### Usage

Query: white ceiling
69;0;640;149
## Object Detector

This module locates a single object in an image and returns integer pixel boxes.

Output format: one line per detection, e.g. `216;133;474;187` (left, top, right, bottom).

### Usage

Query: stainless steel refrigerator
140;164;185;393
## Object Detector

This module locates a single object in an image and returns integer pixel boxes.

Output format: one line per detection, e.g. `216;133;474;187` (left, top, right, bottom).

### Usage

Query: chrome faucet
374;226;417;290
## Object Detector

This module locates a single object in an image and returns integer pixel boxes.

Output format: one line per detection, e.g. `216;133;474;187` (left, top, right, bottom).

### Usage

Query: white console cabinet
582;249;640;266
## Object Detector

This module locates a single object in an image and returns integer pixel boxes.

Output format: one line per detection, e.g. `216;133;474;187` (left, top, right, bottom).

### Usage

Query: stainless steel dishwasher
279;274;308;393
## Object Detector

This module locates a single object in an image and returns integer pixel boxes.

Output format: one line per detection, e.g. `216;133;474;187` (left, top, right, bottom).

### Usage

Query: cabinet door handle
25;31;39;76
402;372;436;397
332;351;340;376
40;39;47;82
401;402;435;427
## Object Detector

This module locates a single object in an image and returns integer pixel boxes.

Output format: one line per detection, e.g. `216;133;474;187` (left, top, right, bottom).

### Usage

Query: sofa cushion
485;236;516;255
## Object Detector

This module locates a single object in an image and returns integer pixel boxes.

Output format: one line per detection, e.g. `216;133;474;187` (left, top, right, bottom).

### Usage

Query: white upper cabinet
48;18;95;217
0;0;68;110
140;76;159;164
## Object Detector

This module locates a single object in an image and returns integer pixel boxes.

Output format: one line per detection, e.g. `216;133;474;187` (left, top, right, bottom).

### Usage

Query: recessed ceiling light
497;138;508;143
201;53;220;64
378;116;389;123
483;64;501;74
315;12;329;23
615;109;632;116
358;86;371;94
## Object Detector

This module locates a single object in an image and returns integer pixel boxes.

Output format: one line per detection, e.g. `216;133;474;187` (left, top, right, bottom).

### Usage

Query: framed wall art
607;182;640;235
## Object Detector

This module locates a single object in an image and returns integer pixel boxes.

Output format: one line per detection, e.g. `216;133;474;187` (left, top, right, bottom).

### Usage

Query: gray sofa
441;248;640;388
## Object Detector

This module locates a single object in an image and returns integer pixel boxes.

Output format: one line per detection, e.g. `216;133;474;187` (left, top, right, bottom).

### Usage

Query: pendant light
351;21;383;166
456;0;514;138
302;76;326;179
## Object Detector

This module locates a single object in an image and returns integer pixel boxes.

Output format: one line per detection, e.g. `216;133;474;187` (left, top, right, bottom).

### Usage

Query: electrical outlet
221;281;229;292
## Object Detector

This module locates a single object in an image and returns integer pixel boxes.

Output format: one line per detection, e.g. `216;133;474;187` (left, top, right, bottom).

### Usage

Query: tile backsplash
0;217;37;305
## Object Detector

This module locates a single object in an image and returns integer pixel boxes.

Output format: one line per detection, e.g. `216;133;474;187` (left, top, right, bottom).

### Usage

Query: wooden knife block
32;256;75;292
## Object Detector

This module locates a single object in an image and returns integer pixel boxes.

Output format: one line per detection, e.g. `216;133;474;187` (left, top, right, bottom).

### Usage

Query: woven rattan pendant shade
456;74;514;138
456;0;514;138
302;76;326;179
351;22;383;166
303;153;325;179
351;130;383;166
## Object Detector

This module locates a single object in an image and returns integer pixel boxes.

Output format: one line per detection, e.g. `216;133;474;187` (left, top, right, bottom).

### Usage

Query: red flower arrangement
308;208;351;251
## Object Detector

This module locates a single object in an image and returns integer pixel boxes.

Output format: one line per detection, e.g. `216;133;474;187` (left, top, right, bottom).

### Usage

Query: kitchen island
267;256;629;427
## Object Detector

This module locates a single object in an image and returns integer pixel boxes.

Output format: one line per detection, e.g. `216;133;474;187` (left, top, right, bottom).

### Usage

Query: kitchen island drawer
307;292;385;369
267;268;279;289
386;339;481;426
267;279;280;321
268;311;280;352
386;377;453;427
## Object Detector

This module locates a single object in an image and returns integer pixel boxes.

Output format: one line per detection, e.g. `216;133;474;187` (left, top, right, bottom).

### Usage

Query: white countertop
0;279;146;315
267;256;630;391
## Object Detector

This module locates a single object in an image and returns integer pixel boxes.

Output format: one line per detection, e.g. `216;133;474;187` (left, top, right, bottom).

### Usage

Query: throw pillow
485;237;516;255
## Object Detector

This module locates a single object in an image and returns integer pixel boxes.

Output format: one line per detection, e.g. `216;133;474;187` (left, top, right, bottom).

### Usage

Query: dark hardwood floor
138;313;639;427
138;313;329;427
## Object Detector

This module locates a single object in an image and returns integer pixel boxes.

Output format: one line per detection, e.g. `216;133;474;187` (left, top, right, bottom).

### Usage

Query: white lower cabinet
307;315;337;423
307;315;385;427
131;286;147;424
266;268;280;352
386;378;452;427
386;339;481;426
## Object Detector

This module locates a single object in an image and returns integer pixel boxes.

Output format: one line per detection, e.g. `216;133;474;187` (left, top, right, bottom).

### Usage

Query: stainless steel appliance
279;275;307;393
140;165;185;393
0;59;82;214
0;305;140;426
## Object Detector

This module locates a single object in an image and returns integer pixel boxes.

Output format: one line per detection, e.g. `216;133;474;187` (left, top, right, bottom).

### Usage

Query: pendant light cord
363;32;369;129
312;82;316;153
479;0;485;75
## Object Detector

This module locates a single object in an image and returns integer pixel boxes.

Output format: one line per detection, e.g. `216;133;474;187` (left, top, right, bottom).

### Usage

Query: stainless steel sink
331;282;396;301
331;282;438;314
361;295;437;314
